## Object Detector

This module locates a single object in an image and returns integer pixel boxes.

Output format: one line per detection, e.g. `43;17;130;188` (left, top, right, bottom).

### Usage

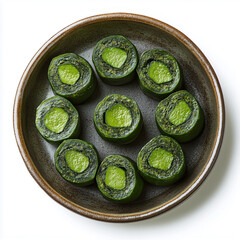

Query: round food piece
93;94;143;144
137;135;185;185
35;96;80;142
48;53;96;105
155;90;204;142
55;139;98;186
137;49;182;100
96;154;143;203
92;35;138;85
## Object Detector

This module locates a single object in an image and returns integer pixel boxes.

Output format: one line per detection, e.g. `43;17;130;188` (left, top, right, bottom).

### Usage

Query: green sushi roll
96;154;143;203
55;139;99;186
35;96;80;142
137;49;182;100
155;90;204;142
92;35;138;85
137;135;185;186
48;53;96;104
93;94;143;144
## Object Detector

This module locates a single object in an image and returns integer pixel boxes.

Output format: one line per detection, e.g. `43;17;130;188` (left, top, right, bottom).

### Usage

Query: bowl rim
13;12;225;222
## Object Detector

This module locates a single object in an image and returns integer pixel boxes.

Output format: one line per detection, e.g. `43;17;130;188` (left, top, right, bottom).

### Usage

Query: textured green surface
105;166;126;189
148;148;173;170
96;154;143;203
58;64;80;85
48;53;96;104
148;61;172;84
44;107;69;133
155;90;204;142
94;94;142;144
137;135;185;185
65;150;89;173
102;47;127;68
35;96;80;142
55;139;98;186
137;49;181;100
105;104;132;127
169;100;191;126
92;35;138;85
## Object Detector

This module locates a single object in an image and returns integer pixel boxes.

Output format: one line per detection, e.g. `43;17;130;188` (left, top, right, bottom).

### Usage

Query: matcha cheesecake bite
48;53;96;105
94;94;143;144
96;154;143;203
155;90;204;142
55;139;98;186
137;49;182;100
35;96;80;142
137;135;185;186
92;35;138;85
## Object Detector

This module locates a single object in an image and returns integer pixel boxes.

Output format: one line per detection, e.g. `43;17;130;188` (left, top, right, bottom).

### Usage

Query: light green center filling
102;47;127;68
105;166;126;190
148;61;172;84
148;148;174;170
65;150;89;173
169;100;191;126
58;64;80;85
105;104;132;128
44;107;69;133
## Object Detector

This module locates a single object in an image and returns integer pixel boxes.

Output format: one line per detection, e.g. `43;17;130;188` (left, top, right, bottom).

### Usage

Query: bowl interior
16;15;223;221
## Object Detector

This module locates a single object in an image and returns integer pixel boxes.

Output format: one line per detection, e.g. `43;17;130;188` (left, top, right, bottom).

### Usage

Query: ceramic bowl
13;13;225;222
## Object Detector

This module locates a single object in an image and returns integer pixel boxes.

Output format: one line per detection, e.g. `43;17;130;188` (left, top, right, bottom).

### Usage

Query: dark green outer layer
96;154;143;203
94;94;143;144
137;49;182;100
48;53;96;105
35;96;80;142
137;135;185;186
55;139;99;186
155;90;204;142
92;35;138;85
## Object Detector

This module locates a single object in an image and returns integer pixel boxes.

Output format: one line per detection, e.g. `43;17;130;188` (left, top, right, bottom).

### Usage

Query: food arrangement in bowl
13;13;225;222
35;33;205;203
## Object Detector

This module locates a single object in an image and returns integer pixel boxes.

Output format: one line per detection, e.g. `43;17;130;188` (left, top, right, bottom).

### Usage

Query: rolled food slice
48;53;96;104
55;139;99;186
96;154;143;203
137;135;185;186
35;96;80;142
155;90;204;142
92;35;138;85
93;94;143;144
137;49;182;100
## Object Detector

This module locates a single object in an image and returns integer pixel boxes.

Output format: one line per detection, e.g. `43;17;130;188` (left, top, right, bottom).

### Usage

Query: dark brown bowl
13;13;225;222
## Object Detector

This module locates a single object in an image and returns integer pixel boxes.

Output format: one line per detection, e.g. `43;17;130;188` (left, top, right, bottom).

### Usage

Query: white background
0;0;239;239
